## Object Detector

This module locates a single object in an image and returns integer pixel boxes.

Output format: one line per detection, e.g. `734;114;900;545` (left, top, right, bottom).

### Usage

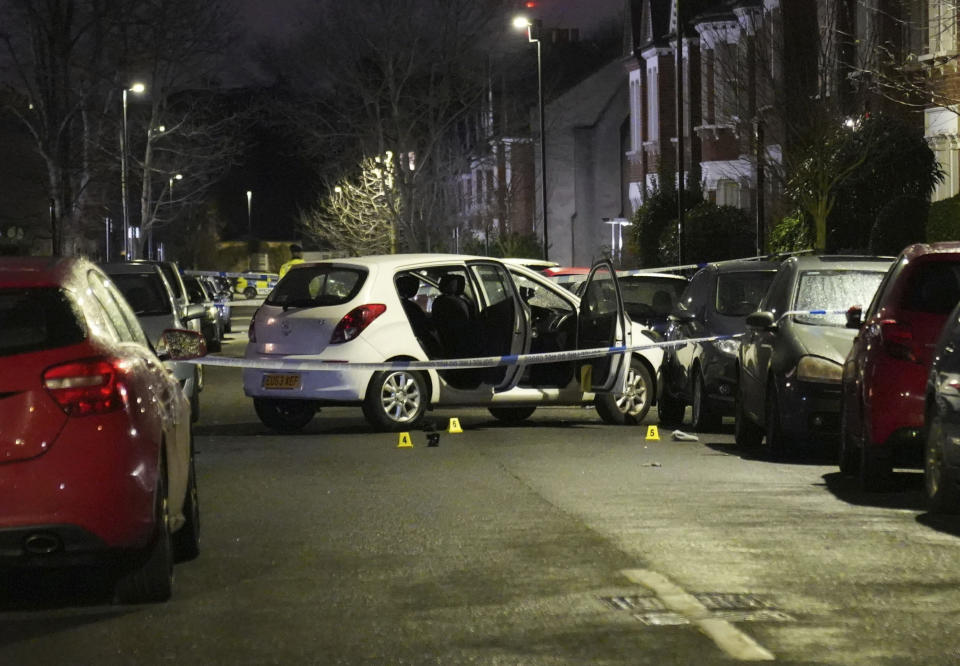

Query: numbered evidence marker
645;425;660;441
397;432;413;448
447;418;463;434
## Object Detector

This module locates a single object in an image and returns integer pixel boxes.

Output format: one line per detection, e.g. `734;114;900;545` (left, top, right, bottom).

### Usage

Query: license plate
262;373;301;390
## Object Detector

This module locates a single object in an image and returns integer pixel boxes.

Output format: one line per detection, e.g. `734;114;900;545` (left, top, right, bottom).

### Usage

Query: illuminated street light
513;15;548;261
246;190;253;236
121;82;146;260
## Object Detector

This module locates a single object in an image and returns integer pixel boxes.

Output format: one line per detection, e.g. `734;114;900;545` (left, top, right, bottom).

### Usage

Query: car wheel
858;424;893;492
595;359;652;425
173;442;200;562
764;382;791;459
114;463;173;604
243;286;257;299
362;370;427;431
253;398;318;433
657;383;685;426
734;390;763;449
690;370;721;432
488;406;537;423
838;409;860;476
925;414;960;512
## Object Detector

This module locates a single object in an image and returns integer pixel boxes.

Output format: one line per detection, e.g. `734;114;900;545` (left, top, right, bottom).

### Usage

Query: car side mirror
745;310;776;329
156;329;207;360
519;286;535;303
845;305;863;329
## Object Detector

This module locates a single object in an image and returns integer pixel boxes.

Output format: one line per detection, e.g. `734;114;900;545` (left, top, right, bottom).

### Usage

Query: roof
787;255;894;270
0;256;83;287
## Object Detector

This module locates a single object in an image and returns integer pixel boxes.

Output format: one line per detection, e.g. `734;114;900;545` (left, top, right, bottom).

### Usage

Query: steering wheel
548;311;574;333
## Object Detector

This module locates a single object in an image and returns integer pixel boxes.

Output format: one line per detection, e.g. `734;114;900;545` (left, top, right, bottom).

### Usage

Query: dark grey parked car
735;255;893;456
657;259;780;430
923;300;960;513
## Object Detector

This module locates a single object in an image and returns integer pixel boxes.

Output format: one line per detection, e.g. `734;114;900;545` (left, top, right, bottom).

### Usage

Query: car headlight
715;338;740;356
795;355;843;383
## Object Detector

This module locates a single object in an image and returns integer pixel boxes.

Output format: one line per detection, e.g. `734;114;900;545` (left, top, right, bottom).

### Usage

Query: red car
840;242;960;490
0;256;205;603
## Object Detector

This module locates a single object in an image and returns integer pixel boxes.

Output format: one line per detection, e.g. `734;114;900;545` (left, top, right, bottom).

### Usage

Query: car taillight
880;319;919;363
43;358;126;416
330;304;387;344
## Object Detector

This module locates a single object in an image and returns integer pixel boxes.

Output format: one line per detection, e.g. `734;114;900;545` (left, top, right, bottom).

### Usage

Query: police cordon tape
182;309;851;372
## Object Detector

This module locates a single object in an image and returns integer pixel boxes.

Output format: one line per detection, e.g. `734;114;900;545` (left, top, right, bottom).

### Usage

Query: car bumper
0;418;158;563
243;349;375;403
779;378;843;445
702;353;739;413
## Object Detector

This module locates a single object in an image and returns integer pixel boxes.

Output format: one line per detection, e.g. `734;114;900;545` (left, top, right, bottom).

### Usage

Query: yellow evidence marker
397;432;413;448
447;417;463;434
580;365;593;393
645;425;660;441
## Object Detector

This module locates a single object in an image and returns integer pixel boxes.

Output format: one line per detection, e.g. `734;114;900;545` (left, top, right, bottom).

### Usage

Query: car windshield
0;287;86;357
110;273;174;316
793;270;887;326
715;271;776;316
267;265;366;307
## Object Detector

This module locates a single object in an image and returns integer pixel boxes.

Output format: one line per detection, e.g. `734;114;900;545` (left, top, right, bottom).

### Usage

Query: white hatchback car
243;254;663;432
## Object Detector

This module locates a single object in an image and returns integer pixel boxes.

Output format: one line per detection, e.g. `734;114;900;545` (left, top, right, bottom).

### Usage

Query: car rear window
0;288;86;357
794;270;886;326
109;273;174;316
715;271;776;316
267;265;366;307
900;261;960;314
619;276;687;319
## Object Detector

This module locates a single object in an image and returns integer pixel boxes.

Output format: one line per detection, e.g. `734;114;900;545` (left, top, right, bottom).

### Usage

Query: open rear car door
576;261;628;393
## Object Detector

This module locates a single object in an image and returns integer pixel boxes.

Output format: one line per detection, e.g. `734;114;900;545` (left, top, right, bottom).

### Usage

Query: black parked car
735;255;892;456
658;259;780;430
923;300;960;512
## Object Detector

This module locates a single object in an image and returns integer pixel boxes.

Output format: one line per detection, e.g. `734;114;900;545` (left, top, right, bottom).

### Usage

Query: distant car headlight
795;355;843;383
715;338;740;356
206;305;218;319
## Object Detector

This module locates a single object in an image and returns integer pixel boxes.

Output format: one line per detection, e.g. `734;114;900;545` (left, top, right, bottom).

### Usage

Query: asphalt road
3;309;960;665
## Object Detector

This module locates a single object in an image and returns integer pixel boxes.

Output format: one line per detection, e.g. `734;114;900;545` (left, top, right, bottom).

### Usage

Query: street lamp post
246;190;253;236
120;82;145;261
513;16;548;261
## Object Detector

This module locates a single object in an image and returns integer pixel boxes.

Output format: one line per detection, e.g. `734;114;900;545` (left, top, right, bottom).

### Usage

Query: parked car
201;276;232;333
840;242;960;490
243;254;664;432
735;255;893;457
184;275;223;352
501;258;559;273
235;273;279;300
129;259;202;338
102;262;206;421
0;256;205;603
576;270;688;336
658;259;781;430
923;300;960;512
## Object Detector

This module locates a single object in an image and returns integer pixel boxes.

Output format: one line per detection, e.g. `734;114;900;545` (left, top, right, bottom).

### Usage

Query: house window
647;65;658;140
930;0;957;54
716;179;740;207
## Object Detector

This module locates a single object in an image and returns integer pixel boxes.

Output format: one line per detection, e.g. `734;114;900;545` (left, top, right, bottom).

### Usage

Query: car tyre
690;370;721;432
243;286;257;299
764;382;791;460
114;464;173;604
734;391;763;449
858;420;893;492
838;410;860;476
595;359;652;425
363;370;427;431
925;414;960;512
657;381;685;426
254;398;318;433
488;406;537;423
173;443;200;562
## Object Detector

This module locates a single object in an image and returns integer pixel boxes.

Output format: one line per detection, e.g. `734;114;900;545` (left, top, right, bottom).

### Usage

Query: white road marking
622;568;776;661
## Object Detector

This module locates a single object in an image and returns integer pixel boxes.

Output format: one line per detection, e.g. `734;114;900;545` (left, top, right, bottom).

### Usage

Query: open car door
576;261;629;393
465;261;531;392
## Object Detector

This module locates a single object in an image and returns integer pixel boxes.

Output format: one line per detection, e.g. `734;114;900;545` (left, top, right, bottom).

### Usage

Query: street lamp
513;15;549;261
246;190;253;236
121;82;146;260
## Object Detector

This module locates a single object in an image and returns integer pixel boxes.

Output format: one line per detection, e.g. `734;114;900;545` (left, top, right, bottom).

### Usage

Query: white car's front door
576;261;628;393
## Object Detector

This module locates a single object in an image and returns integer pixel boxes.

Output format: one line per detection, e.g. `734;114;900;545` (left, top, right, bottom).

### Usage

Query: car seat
396;275;440;356
432;274;473;358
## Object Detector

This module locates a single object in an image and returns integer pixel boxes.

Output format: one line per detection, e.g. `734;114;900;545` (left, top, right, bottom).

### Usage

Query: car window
900;261;960;314
267;265;366;307
186;278;207;304
158;262;186;301
511;271;574;311
715;271;775;316
677;269;708;313
618;276;686;319
102;278;151;347
88;271;137;343
793;270;887;326
110;272;174;316
470;263;513;307
0;287;86;357
759;264;793;315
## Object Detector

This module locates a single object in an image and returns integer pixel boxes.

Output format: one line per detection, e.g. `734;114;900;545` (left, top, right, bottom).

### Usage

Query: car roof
900;241;960;261
0;256;88;288
101;261;166;275
298;253;509;271
707;259;782;273
786;254;894;270
617;270;688;281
